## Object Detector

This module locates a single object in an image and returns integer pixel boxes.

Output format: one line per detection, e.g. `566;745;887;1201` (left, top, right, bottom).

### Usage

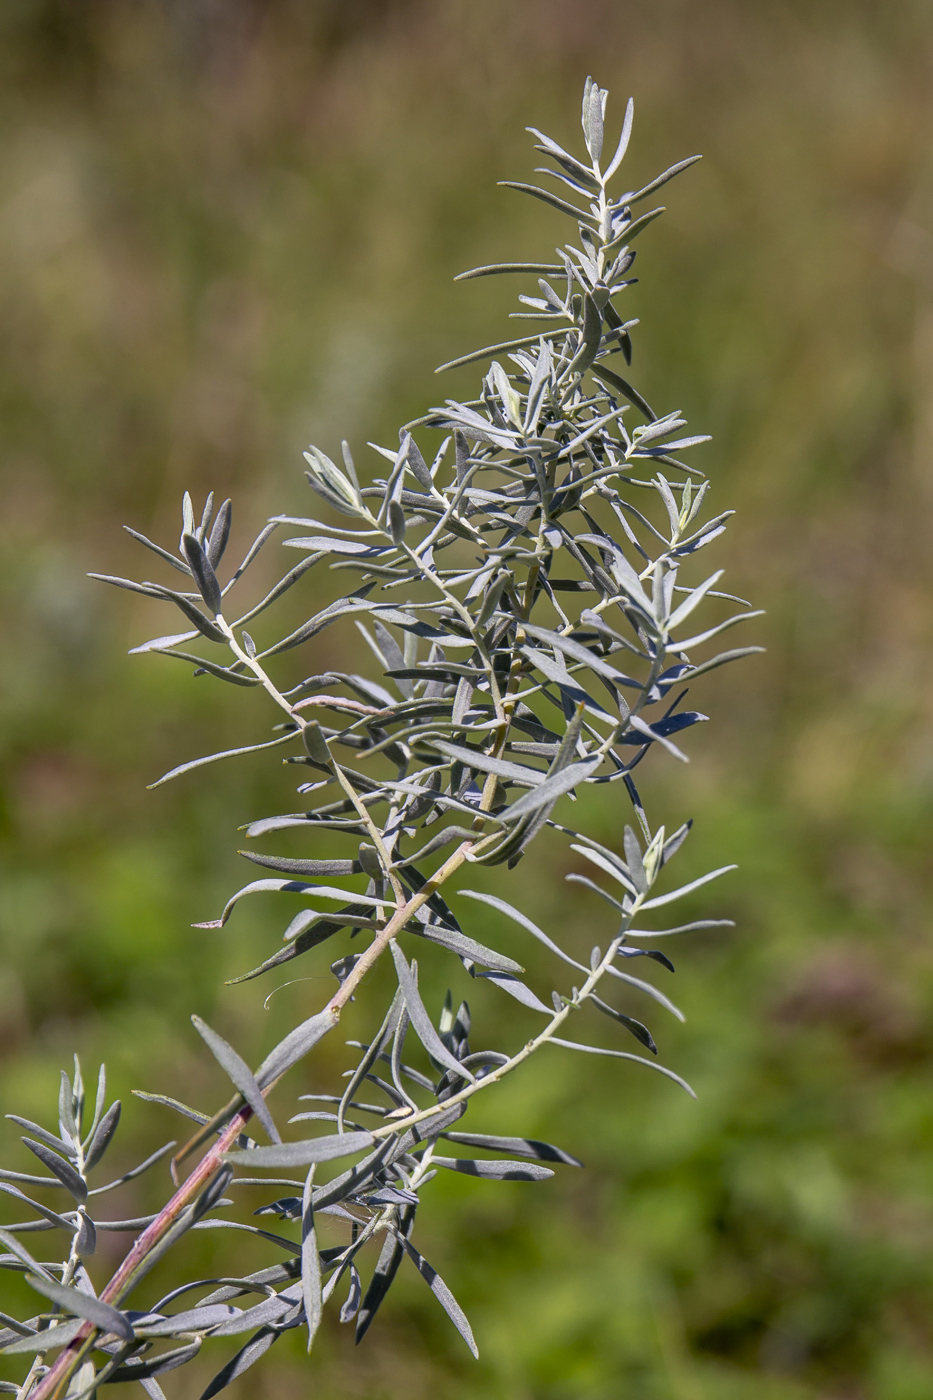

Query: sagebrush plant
1;80;760;1399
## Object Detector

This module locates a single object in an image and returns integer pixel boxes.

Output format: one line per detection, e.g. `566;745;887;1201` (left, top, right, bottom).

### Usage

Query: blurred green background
1;1;933;1396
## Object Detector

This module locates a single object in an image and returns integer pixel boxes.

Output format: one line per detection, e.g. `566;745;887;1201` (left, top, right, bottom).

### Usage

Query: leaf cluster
0;80;756;1399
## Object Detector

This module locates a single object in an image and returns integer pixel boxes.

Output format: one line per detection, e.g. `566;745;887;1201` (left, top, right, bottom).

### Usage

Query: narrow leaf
458;891;585;971
255;1007;339;1088
432;1157;554;1181
148;729;299;790
401;1239;478;1357
390;944;474;1082
21;1140;86;1203
300;1166;322;1352
191;1017;280;1145
26;1274;133;1340
640;865;737;910
548;1039;695;1096
502;759;600;821
84;1102;121;1172
442;1132;582;1166
225;1132;373;1170
355;1230;405;1343
199;1326;281;1398
589;996;657;1053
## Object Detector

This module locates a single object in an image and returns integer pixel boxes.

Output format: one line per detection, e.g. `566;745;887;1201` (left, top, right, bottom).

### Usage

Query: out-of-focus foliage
0;2;931;1397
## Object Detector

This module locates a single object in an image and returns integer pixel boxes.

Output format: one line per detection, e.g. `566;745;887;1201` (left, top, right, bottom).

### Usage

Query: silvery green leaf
81;1092;128;1170
0;1182;74;1230
339;1265;362;1323
459;891;585;972
590;365;657;421
87;571;165;599
611;205;666;245
193;878;390;931
390;944;474;1082
520;645;611;718
470;970;550;1014
74;1209;96;1256
210;1283;302;1336
641;434;711;454
123;526;193;576
432;1157;554;1181
0;1316;86;1354
409;923;522;974
548;1039;695;1096
281;535;379;556
207;499;232;567
581;75;606;161
355;1229;406;1343
191;1017;280;1145
454;260;563;280
5;1116;73;1158
678;645;766;682
401;1239;477;1357
442;1132;581;1166
139;1381;168;1400
148;728;300;790
0;1167;58;1188
426;739;544;787
498;179;592;224
255;1007;339;1088
226;915;360;985
435;330;567;375
303;445;364;517
371;619;411;699
619;713;707;747
300;1168;322;1353
520;622;640;689
626;919;735;939
388;500;407;544
237;852;358;879
20;1139;86;1203
58;1071;78;1147
527;126;594;178
476;572;508;627
108;1340;202;1382
604;964;682;1021
147;648;261;687
26;1274;133;1340
135;1304;242;1337
589;996;657;1053
623;825;647;893
0;1230;55;1280
142;580;228;642
128;629;200;655
625;713;689;762
640;865;737;910
132;1092;207;1127
225;1132;373;1171
399;435;432;493
338;994;403;1132
627;154;702;204
603;95;634;180
502;759;600;821
200;1327;282;1397
340;440;360;491
88;1138;176;1194
578;538;654;613
565;291;604;378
